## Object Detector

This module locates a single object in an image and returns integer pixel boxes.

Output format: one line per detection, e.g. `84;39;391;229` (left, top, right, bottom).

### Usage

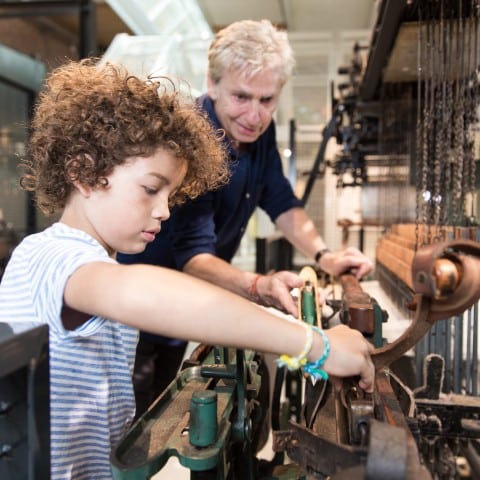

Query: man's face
207;67;283;146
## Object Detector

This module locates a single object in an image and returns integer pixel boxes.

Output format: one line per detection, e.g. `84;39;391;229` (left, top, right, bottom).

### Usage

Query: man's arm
183;253;303;315
275;207;373;279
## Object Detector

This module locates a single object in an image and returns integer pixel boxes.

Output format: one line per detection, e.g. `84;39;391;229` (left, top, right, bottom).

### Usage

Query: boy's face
207;66;283;147
66;148;187;257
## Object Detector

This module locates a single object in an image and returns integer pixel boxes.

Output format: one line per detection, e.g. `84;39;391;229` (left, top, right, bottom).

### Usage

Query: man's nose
245;100;262;123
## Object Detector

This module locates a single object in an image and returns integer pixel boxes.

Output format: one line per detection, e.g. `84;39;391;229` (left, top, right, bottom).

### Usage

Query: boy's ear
73;181;92;197
66;155;95;197
206;74;218;101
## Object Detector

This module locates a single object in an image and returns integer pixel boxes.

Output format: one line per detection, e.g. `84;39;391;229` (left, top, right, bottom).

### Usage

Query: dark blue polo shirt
171;94;303;268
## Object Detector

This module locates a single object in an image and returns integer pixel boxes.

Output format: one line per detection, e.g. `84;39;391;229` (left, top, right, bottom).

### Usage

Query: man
119;19;373;416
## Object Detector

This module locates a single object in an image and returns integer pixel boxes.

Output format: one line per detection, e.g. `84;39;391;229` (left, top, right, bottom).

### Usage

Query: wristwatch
314;248;331;263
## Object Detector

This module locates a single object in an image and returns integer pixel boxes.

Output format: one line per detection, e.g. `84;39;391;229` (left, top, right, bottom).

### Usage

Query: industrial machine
110;241;480;479
110;1;480;478
0;322;50;480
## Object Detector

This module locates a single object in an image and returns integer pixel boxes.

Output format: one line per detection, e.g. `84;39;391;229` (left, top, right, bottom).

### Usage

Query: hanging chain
464;0;480;221
432;3;443;235
416;0;480;241
421;2;433;245
415;2;423;250
442;1;454;230
452;2;466;226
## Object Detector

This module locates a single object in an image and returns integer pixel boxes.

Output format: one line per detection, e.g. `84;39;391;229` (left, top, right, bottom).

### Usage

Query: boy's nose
152;199;170;221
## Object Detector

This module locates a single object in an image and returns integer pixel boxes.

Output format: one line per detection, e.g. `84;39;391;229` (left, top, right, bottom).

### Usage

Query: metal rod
453;315;463;393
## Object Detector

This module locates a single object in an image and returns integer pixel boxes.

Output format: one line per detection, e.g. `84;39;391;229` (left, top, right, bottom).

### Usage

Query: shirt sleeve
34;237;116;340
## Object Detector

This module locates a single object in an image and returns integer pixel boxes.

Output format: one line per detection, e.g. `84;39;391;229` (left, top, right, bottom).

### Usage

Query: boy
0;59;374;479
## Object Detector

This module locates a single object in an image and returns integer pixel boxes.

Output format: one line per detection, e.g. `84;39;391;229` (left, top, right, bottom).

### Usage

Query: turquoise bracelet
276;322;313;371
303;326;330;381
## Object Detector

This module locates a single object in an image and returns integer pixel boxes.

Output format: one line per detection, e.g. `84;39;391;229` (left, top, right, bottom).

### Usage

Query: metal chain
432;4;443;234
412;1;478;242
421;2;433;244
452;3;466;226
442;2;454;230
415;2;424;250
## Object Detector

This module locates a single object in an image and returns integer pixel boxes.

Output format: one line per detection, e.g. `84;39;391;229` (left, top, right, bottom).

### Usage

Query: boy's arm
63;261;374;392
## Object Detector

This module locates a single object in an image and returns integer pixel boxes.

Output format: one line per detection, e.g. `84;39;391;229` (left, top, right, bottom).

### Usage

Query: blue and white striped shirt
0;223;139;479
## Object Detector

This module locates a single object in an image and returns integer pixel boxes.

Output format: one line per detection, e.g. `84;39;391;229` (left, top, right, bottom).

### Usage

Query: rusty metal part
411;240;480;321
274;370;431;479
337;218;354;248
340;378;374;446
371;293;432;370
372;240;480;369
304;378;328;429
413;353;445;400
272;421;367;477
413;354;480;440
340;273;376;334
185;343;213;364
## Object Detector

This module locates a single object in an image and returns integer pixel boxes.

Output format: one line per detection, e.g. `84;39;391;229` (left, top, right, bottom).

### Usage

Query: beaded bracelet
276;322;313;371
303;326;330;381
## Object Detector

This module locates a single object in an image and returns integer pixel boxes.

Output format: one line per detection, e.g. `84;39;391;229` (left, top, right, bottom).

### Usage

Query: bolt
417;271;427;284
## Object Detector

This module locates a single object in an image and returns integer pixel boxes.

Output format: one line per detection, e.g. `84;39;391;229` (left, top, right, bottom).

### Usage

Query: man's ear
207;74;218;101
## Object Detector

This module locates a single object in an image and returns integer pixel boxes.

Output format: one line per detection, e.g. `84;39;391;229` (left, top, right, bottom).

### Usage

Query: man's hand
318;246;373;279
255;271;326;317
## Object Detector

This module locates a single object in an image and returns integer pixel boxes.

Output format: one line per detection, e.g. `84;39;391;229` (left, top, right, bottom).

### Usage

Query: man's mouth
237;123;257;135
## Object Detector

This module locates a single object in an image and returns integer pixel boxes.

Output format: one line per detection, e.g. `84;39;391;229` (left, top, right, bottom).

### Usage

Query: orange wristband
248;274;263;303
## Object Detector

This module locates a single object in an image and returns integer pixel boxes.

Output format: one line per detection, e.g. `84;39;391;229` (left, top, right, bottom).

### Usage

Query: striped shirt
0;223;139;479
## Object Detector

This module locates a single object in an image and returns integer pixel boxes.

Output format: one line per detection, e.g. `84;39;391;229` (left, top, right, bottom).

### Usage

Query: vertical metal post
466;307;473;394
288;118;296;187
79;0;97;58
472;303;478;395
444;318;452;393
453;315;463;393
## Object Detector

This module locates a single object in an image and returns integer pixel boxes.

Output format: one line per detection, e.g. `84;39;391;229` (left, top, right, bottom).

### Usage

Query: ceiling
197;0;378;33
31;0;378;53
87;0;378;123
0;0;379;125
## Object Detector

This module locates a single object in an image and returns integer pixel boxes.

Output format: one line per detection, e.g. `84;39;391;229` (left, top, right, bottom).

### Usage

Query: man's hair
22;59;229;215
207;19;295;85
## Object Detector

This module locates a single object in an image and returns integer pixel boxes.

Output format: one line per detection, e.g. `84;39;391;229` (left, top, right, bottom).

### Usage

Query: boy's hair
22;59;229;215
207;19;295;85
